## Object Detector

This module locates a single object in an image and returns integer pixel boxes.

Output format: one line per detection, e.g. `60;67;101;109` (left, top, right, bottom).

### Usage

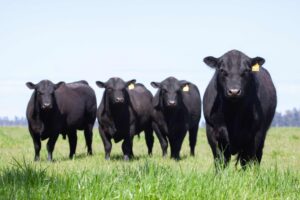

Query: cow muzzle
114;97;125;104
166;100;177;107
227;89;241;97
41;103;52;110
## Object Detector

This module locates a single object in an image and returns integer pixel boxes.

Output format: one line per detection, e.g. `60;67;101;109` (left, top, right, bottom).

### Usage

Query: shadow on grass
56;152;93;162
107;154;154;162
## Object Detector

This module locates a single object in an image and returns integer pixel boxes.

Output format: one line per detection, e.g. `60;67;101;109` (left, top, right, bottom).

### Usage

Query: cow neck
39;109;55;121
220;76;257;119
110;102;128;115
162;104;184;125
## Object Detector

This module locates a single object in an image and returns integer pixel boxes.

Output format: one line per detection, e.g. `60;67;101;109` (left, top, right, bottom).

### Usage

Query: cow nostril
228;89;241;96
42;103;51;109
116;98;124;102
168;100;176;105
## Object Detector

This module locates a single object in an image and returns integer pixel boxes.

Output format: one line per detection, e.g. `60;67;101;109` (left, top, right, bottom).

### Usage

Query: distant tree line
0;116;27;126
0;108;299;127
271;108;300;127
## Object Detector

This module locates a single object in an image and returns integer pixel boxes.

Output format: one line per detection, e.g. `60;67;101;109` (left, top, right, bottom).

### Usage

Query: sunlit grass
0;127;299;199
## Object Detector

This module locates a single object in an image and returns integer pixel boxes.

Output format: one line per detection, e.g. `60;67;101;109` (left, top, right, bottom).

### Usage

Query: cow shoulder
127;83;152;112
203;73;219;123
253;67;277;120
182;83;201;107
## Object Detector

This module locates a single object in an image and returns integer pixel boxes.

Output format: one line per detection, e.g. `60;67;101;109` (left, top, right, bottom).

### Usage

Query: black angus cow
96;78;154;160
203;50;277;168
26;80;97;161
151;77;201;159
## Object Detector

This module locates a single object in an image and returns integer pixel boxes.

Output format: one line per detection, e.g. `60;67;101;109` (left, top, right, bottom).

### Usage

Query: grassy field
0;127;299;199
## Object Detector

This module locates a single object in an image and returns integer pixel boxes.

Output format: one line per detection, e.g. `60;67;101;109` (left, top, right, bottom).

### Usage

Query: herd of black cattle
25;50;277;168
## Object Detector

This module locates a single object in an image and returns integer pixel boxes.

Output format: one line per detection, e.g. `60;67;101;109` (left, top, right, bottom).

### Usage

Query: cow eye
220;69;228;76
107;88;113;92
241;69;250;76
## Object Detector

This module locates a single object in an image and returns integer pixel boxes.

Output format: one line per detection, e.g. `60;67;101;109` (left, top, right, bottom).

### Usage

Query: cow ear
203;56;219;69
55;81;65;89
150;82;161;89
179;80;191;91
26;82;36;90
96;81;106;88
126;79;136;86
251;57;265;66
179;80;190;87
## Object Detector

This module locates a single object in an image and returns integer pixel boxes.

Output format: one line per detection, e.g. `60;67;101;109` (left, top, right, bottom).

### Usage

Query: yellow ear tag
182;84;189;92
128;83;135;90
252;63;260;72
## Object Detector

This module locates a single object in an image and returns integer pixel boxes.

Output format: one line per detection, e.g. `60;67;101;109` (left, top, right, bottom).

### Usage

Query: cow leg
99;125;112;160
217;138;231;168
189;126;198;156
169;133;185;160
217;126;231;168
46;133;59;161
128;125;136;158
152;122;168;157
84;123;93;156
240;142;256;169
144;126;154;156
33;135;41;161
29;127;41;161
122;136;133;161
207;125;230;169
240;151;253;169
130;137;134;158
206;124;219;163
254;129;267;164
255;143;264;164
68;129;77;159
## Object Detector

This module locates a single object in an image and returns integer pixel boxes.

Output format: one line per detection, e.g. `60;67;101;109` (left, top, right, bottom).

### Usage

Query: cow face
96;78;136;105
204;50;265;100
151;77;189;109
26;80;65;110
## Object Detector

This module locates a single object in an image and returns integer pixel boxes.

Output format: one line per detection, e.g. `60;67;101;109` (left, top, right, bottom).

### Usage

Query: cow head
151;77;189;109
96;78;136;105
26;80;65;110
204;50;265;100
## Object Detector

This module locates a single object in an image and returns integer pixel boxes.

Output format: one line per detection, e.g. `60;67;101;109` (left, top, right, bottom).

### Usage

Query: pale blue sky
0;0;299;118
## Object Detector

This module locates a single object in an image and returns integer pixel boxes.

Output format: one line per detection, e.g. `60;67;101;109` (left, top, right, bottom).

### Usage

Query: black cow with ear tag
151;77;201;160
203;50;277;168
96;77;154;161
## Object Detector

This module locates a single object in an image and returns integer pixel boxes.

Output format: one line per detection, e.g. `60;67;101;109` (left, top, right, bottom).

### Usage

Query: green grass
0;127;300;199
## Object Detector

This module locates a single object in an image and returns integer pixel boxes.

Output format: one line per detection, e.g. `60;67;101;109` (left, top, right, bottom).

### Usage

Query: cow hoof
105;156;110;161
124;155;130;161
69;155;75;160
47;155;53;162
171;155;180;161
34;157;40;162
